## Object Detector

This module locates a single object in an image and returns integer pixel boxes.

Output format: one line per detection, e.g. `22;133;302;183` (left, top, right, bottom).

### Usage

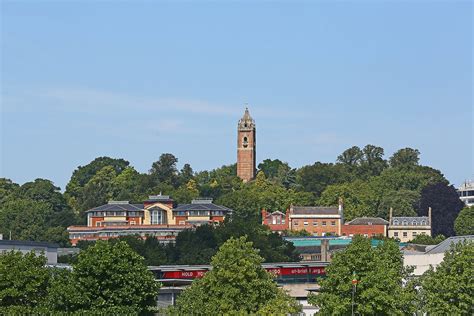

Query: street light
352;271;359;316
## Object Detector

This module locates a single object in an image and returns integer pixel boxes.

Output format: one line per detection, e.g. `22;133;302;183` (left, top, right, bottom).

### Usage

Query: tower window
243;137;248;148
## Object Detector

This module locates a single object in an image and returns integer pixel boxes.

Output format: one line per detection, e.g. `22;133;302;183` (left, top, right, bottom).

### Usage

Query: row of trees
309;236;473;315
1;231;472;314
0;241;158;314
0;145;470;247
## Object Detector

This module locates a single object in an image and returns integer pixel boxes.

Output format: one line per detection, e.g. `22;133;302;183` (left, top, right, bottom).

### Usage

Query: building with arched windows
67;195;232;245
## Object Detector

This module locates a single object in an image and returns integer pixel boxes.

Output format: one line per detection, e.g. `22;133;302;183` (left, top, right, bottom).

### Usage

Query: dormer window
402;220;408;226
421;220;426;225
393;220;399;225
412;221;417;226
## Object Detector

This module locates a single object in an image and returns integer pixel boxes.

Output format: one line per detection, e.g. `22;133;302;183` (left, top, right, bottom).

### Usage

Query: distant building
0;240;58;264
288;200;344;236
458;180;474;207
387;207;431;242
68;196;232;246
403;235;474;275
237;107;256;182
261;210;289;233
341;217;388;237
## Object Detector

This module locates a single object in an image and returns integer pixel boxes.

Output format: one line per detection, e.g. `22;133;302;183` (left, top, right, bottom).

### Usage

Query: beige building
387;207;431;242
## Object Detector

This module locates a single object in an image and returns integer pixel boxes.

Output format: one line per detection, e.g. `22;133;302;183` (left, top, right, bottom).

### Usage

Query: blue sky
1;1;472;190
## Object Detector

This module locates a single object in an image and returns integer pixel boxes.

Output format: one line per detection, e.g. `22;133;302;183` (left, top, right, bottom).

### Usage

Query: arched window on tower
243;136;248;148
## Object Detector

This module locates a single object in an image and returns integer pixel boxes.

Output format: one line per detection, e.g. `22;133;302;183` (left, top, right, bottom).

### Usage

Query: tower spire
237;106;256;182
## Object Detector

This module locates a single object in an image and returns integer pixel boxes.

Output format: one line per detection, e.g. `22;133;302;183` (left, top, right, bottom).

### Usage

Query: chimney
261;209;267;224
428;207;432;223
389;207;393;222
338;197;344;212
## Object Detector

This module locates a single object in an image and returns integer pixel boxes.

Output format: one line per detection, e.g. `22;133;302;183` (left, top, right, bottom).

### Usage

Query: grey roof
86;203;144;213
265;211;286;218
291;206;339;215
390;216;430;226
346;217;389;225
173;203;233;212
425;235;474;254
0;240;59;249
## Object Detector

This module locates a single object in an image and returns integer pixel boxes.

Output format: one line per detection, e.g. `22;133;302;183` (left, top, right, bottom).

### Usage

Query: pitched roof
390;216;430;226
265;211;286;218
86;203;144;213
291;206;339;215
173;203;233;212
425;235;474;254
346;217;389;225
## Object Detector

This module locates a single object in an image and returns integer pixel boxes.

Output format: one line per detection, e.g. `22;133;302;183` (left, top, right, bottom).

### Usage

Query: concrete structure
388;207;431;242
288;200;344;236
68;196;232;245
458;180;474;207
237;107;256;182
0;240;59;264
403;235;474;275
341;217;388;237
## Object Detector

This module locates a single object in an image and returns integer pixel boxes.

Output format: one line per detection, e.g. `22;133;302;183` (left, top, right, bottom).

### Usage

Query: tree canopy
308;236;416;315
419;241;474;314
174;236;301;315
454;206;474;236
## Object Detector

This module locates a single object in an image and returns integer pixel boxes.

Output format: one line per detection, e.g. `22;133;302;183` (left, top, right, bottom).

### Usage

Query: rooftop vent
108;201;130;205
191;198;213;204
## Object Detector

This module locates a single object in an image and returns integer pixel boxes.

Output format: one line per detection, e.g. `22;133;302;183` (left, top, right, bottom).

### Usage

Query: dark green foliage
419;241;474;314
410;234;446;245
296;162;349;197
389;147;420;168
417;183;465;236
0;251;50;307
454;206;474;236
308;236;417;314
174;236;301;315
150;153;179;187
45;241;159;313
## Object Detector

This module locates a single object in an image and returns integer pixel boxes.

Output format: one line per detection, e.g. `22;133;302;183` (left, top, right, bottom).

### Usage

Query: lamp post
351;271;358;316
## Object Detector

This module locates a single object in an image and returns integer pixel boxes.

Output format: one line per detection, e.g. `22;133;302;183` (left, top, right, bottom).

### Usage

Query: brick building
68;196;232;245
237;107;256;182
341;217;388;237
261;210;289;233
288;204;344;236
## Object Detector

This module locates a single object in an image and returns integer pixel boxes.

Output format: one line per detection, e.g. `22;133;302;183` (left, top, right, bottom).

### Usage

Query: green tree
410;234;445;245
150;153;179;187
179;163;194;185
46;241;159;312
359;144;387;178
77;166;117;215
419;241;474;314
337;146;363;167
417;183;465;236
0;251;50;308
0;178;19;204
65;157;130;212
296;162;349;197
389;148;420;168
454;206;474;236
308;236;416;315
174;236;301;314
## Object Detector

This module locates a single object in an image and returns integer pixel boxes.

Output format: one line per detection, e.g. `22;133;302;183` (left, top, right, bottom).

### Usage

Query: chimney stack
428;207;432;223
389;207;393;222
338;197;344;212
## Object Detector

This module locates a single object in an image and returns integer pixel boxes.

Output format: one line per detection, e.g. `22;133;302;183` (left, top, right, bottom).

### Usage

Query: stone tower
237;107;256;182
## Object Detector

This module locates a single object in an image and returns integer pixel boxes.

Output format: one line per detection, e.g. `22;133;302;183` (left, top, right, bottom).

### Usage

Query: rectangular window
304;221;308;226
331;221;336;226
272;217;276;225
313;221;318;226
403;232;408;237
322;221;327;226
130;221;136;225
394;232;399;237
96;221;102;227
294;221;299;226
412;232;417;237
